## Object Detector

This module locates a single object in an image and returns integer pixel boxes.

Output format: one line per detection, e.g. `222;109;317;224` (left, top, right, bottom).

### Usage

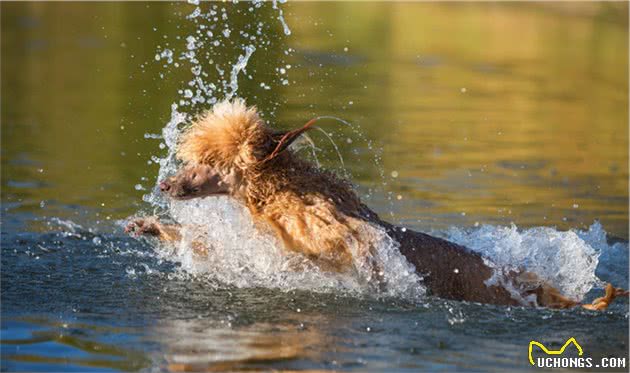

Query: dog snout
159;181;171;192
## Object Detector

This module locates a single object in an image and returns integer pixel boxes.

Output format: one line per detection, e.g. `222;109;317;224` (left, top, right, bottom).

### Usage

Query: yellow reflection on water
1;2;627;237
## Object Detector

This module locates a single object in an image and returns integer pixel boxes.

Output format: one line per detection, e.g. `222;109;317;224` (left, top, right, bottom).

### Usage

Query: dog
126;99;627;310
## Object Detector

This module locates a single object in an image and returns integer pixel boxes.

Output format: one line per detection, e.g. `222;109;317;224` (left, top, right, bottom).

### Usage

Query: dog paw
125;219;161;237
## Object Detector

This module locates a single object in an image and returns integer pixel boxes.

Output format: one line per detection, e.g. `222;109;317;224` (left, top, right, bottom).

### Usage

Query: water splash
300;115;394;214
159;197;424;299
137;1;429;298
443;221;627;301
272;0;292;36
145;1;294;198
227;45;256;99
143;103;188;209
135;2;627;304
310;126;347;177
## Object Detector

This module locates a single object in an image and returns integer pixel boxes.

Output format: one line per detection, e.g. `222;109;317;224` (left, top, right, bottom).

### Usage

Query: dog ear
262;118;319;163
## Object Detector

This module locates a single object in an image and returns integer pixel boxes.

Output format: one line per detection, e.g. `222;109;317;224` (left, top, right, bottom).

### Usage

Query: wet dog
127;99;627;310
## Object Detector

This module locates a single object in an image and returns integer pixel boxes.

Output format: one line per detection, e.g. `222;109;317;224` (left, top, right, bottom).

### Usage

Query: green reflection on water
2;1;628;239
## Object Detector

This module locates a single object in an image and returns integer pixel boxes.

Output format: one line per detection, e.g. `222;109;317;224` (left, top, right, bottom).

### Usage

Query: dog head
161;99;378;270
176;99;271;172
159;163;234;200
163;99;314;200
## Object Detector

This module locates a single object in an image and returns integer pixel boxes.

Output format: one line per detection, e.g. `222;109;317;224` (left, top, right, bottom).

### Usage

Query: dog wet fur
127;99;628;310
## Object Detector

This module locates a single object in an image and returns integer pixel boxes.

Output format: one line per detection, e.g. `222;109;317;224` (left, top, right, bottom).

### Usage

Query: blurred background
2;1;628;236
1;2;629;372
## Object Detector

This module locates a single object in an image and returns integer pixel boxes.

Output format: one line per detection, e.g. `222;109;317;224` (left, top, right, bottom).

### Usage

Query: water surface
2;2;628;371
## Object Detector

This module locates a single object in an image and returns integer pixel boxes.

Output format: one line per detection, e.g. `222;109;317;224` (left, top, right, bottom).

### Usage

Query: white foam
156;197;424;299
443;222;626;301
153;193;628;303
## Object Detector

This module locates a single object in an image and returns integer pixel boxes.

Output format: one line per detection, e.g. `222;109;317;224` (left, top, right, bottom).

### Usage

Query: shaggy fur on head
177;99;272;171
176;99;379;270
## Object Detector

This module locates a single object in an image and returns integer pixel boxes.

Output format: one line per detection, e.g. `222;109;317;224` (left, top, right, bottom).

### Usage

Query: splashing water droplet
227;45;256;98
272;0;292;35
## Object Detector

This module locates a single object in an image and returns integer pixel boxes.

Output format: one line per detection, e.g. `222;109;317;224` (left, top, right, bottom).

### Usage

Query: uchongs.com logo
528;337;627;369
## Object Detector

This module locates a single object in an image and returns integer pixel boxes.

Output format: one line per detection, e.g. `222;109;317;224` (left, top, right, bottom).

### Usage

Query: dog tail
581;283;629;311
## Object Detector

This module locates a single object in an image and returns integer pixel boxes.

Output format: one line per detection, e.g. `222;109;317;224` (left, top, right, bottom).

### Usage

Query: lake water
1;2;628;372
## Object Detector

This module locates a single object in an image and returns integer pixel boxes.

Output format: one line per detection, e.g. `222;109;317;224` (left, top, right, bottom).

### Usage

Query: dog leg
581;283;629;311
512;271;580;308
515;271;628;311
125;217;181;242
529;284;580;309
125;217;212;257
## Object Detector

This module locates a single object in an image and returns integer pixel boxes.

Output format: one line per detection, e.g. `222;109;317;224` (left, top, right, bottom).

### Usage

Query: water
2;2;628;371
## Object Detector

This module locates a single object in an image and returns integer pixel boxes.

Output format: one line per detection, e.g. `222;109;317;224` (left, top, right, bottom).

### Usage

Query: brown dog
127;99;627;310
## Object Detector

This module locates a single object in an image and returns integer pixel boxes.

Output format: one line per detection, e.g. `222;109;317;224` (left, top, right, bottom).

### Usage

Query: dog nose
159;181;171;192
